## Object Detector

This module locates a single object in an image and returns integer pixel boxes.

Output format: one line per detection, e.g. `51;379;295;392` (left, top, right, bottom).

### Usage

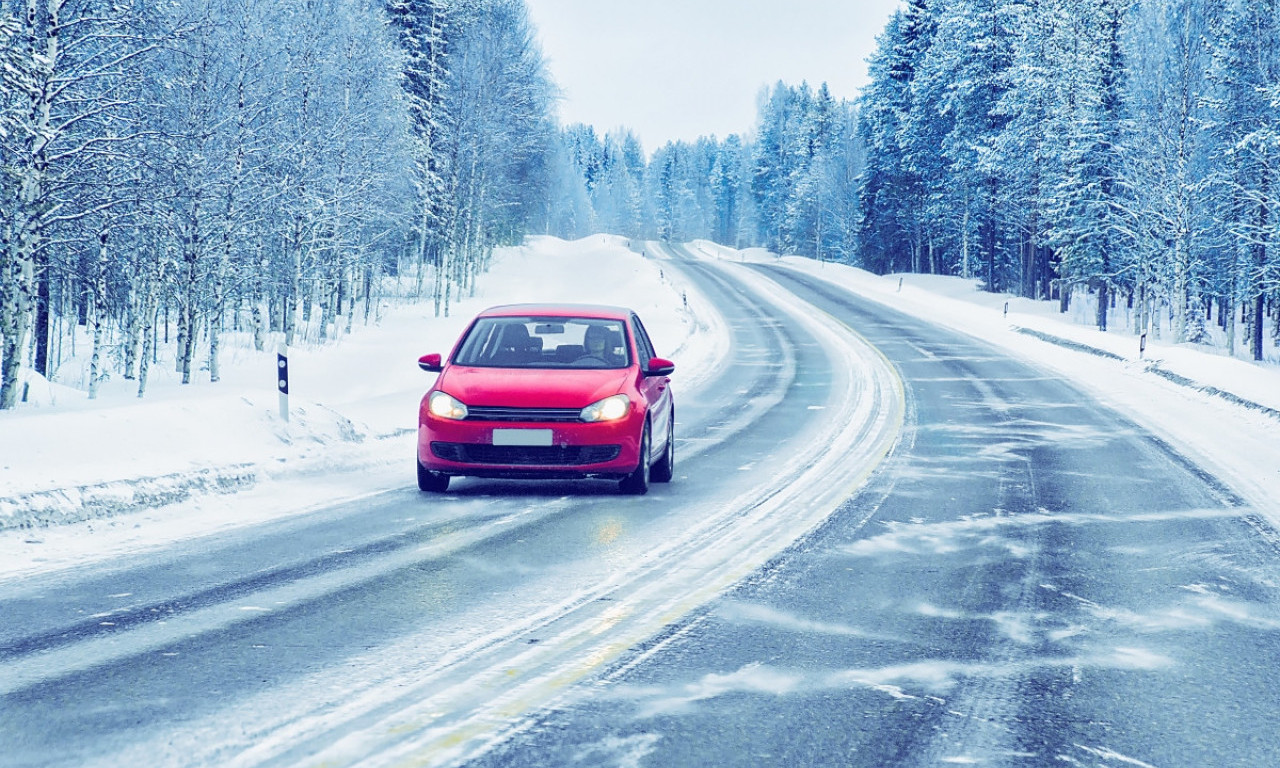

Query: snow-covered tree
388;0;451;296
1;0;554;408
426;0;556;316
1113;0;1223;343
0;0;163;406
857;1;942;274
1207;0;1279;360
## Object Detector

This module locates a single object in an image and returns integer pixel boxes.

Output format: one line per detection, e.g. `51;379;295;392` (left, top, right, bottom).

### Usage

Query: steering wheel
572;355;607;366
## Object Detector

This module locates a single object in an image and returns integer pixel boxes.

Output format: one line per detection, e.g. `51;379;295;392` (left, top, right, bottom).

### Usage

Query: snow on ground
693;240;1280;531
1;235;1277;578
0;235;721;577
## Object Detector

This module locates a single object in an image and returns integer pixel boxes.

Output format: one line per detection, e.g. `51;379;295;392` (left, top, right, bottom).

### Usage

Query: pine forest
1;0;1277;410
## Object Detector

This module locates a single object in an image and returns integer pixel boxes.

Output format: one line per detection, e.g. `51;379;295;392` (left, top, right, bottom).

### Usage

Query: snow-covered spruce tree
566;126;648;241
710;134;748;248
987;0;1067;300
912;0;1018;292
748;81;854;260
751;82;802;254
1113;0;1223;343
594;129;648;240
783;83;838;259
1040;0;1135;331
856;6;925;275
896;0;954;277
648;142;702;243
812;107;865;265
1207;0;1279;361
545;124;599;239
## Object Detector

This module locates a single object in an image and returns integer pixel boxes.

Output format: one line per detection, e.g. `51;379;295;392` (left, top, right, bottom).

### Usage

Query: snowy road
3;247;1279;767
468;252;1280;767
0;248;901;767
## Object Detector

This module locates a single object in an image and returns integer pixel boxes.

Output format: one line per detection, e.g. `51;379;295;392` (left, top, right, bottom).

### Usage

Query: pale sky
523;0;905;152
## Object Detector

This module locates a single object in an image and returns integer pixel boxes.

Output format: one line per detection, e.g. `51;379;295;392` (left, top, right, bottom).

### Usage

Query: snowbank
2;236;1276;576
691;240;1280;529
0;236;718;539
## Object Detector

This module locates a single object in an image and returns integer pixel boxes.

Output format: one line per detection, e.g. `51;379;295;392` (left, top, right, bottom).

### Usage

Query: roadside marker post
277;342;289;422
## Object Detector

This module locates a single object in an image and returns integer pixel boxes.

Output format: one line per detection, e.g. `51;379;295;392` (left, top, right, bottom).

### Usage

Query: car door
630;314;672;455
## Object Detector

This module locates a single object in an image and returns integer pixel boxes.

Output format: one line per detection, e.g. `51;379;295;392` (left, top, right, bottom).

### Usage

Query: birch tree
0;0;160;408
428;0;555;316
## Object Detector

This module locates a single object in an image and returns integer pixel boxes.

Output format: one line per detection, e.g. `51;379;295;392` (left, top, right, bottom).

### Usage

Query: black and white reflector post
277;342;289;422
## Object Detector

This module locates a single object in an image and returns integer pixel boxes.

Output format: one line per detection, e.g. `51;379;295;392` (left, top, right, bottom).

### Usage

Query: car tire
417;459;450;492
650;411;674;483
619;423;651;495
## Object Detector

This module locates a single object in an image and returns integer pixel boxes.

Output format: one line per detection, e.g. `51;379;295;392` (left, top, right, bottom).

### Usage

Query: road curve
462;255;1280;768
0;249;901;767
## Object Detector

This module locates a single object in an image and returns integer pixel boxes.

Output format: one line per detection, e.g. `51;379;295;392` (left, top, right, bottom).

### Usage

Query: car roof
476;303;633;321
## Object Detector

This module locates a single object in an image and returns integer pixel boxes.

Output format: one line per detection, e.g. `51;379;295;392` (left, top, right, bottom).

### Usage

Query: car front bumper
417;413;644;479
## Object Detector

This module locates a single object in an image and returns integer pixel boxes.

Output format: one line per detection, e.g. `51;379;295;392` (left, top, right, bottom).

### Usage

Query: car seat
491;323;538;365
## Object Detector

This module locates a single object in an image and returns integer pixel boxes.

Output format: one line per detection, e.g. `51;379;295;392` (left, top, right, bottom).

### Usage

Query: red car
416;304;676;494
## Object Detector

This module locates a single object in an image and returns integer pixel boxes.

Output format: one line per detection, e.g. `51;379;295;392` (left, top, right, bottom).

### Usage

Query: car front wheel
650;412;674;483
619;423;651;495
417;459;450;492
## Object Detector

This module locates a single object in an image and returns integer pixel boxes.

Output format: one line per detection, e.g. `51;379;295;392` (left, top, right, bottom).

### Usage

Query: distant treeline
3;0;1278;410
551;0;1279;361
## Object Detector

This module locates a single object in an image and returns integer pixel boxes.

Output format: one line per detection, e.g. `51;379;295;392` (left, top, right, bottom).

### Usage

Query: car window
453;317;631;369
631;314;657;363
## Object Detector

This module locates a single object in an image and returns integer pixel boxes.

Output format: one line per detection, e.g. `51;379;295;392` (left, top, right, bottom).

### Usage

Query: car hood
437;366;632;408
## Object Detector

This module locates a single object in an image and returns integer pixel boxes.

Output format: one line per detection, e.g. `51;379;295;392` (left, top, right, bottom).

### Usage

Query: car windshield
453;317;631;369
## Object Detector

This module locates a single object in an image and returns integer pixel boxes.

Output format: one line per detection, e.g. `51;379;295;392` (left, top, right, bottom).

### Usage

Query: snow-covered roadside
5;234;1275;576
0;236;723;576
692;240;1280;530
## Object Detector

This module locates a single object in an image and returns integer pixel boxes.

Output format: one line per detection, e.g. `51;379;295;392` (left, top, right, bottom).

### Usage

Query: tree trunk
251;297;265;352
1;0;54;409
122;281;140;380
209;245;229;383
33;250;49;376
1253;294;1265;361
175;306;187;374
0;251;34;409
1097;282;1109;332
87;292;103;400
87;230;110;399
137;275;158;398
285;222;301;346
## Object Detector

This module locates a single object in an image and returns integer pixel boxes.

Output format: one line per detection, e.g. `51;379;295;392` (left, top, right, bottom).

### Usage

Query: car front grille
465;406;583;423
431;442;621;466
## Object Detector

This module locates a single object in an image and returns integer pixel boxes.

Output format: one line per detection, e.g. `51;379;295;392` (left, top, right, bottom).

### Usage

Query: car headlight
428;391;468;420
580;394;631;423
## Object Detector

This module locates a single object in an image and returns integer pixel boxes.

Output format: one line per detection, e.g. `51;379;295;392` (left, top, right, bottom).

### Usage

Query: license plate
492;428;553;447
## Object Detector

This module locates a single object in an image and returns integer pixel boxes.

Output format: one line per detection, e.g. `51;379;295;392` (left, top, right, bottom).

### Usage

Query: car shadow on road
441;477;634;498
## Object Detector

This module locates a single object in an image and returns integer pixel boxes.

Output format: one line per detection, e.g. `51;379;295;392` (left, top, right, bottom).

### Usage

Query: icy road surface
3;245;1280;767
468;249;1280;767
0;247;901;767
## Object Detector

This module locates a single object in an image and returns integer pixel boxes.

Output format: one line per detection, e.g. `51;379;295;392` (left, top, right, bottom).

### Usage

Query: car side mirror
644;357;675;377
418;353;443;372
